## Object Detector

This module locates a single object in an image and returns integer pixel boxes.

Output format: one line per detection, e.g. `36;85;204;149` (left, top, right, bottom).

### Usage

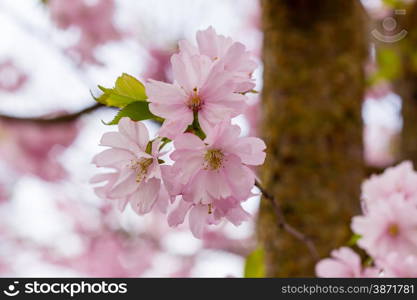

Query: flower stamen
388;223;399;237
204;149;224;170
131;157;153;183
187;88;202;112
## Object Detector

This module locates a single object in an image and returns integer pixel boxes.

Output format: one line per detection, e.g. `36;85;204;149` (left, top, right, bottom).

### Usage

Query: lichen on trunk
258;0;367;277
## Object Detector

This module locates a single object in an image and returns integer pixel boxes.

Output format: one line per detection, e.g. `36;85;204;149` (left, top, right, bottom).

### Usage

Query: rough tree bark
396;2;417;165
258;0;368;277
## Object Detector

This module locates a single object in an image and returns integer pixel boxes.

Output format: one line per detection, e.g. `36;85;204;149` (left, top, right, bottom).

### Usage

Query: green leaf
115;73;147;100
347;234;362;246
244;247;265;278
95;73;147;108
106;101;160;125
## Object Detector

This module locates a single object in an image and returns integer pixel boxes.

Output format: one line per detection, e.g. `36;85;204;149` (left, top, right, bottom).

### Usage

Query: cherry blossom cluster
92;27;266;238
316;161;417;277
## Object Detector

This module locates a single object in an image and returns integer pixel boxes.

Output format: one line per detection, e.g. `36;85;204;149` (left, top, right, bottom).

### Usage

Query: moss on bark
258;0;367;277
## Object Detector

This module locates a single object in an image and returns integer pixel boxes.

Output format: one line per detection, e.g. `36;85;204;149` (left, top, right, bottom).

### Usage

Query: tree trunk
397;2;417;165
258;0;368;277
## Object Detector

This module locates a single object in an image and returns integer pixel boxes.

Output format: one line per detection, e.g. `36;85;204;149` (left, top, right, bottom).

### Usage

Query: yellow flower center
204;149;224;171
131;157;153;183
388;223;399;237
187;88;202;112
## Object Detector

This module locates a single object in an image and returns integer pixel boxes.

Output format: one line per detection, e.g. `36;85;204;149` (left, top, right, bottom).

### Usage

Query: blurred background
0;0;404;277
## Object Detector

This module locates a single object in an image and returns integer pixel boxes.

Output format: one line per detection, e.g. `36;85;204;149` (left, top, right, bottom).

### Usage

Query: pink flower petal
92;148;134;168
168;200;192;227
129;178;160;215
118;117;149;151
189;204;208;238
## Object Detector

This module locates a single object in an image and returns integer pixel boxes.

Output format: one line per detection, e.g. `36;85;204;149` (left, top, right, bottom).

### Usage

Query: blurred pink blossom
48;231;154;277
363;124;398;168
0;183;10;204
352;193;417;258
0;59;28;92
49;0;122;64
244;98;261;137
365;81;391;101
377;252;417;278
202;230;254;256
143;47;174;82
0;120;79;181
316;247;379;278
361;161;417;207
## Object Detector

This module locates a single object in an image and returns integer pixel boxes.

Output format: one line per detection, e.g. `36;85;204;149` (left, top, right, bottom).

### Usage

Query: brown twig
255;180;320;260
0;103;104;124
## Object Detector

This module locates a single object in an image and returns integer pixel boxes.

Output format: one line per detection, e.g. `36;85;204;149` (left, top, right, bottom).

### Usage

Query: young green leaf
244;247;265;278
115;73;147;100
347;233;362;246
106;101;161;125
95;73;147;108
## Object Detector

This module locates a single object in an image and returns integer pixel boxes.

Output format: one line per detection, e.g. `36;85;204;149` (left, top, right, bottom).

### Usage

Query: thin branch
0;103;104;124
255;180;320;260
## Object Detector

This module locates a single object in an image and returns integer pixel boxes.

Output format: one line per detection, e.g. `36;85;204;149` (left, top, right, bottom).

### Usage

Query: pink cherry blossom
179;26;257;93
163;121;265;237
315;247;379;278
376;252;417;277
147;52;247;139
168;121;265;203
361;161;417;207
91;118;169;215
352;193;417;258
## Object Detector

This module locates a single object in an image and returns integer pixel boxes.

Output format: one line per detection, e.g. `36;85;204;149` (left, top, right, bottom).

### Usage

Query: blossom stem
255;180;320;260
